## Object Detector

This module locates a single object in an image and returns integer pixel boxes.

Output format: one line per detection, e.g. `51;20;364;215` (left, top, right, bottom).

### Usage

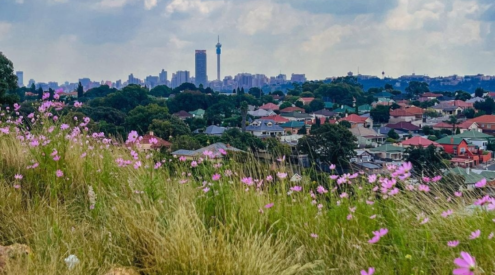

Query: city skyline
1;0;495;83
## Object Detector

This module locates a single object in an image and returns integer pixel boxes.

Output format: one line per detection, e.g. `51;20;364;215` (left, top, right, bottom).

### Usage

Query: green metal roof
189;109;205;115
448;167;486;184
358;104;371;111
454;131;494;140
435;136;467;145
369;144;405;153
334;105;355;113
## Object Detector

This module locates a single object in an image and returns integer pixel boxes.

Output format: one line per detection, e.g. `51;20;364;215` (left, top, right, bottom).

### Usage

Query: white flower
64;254;80;270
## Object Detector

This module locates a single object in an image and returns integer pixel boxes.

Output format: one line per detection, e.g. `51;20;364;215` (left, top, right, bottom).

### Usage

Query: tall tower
195;50;207;87
216;36;222;81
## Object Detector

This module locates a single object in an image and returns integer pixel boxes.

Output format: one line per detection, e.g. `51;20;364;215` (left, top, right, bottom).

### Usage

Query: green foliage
474;97;495;115
387;129;399;140
455;90;471;101
297;124;357;167
171;135;202;151
463;108;475;119
314;82;364;106
0;52;18;105
339;120;352;129
218;128;264;151
77;82;84;98
264;137;291;157
149;118;191;140
297;124;307;135
405;81;429;97
248;87;263;98
279;101;292;110
309;98;325;112
125;104;169;135
84;85;117;98
370;105;390;124
475;87;485;98
185;117;207;132
172;82;197;94
167;91;209;113
406;145;451;176
300;91;314;98
89;84;152;113
295;101;304;108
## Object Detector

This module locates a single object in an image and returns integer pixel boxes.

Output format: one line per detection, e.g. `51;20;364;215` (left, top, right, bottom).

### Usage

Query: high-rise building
290;74;306;83
195;50;208;87
216;36;222;81
28;79;35;87
159;69;168;85
235;73;253;89
171;70;190;88
145;75;159;89
16;71;24;87
128;74;137;85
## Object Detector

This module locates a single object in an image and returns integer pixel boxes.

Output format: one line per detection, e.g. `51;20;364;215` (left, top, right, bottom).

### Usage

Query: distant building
171;71;190;88
216;36;222;81
115;80;122;89
145;75;159;89
28;79;35;87
128;74;138;85
195;50;208;87
15;71;23;87
159;69;168;85
290;74;306;83
235;73;253;89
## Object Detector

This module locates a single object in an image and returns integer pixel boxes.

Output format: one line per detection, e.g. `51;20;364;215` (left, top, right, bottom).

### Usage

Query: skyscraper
159;69;168;85
16;71;24;87
216;36;222;81
171;71;190;88
195;50;207;87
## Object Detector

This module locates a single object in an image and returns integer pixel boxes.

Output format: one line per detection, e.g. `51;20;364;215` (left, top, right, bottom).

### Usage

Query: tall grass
0;109;494;274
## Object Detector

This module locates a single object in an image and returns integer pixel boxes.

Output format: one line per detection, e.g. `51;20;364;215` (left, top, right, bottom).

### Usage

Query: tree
37;87;43;100
125;104;169;135
300;91;314;98
339;120;352;128
279;101;292;110
406;145;451;176
297;124;307;135
166;91;209;113
309;98;325;112
296;124;357;167
149;118;191;140
171;135;201;151
455;90;471;101
84;85;118;98
405;81;429;97
463;108;475;119
474;97;495;115
218;128;264;152
265;137;291;158
388;129;399;140
248;87;263;98
240;101;248;133
272;90;284;97
370;105;390;123
0;52;19;105
475;87;484;98
77;82;84;98
295;101;304;108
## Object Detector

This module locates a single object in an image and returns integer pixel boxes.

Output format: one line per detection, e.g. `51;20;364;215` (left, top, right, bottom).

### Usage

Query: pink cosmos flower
212;174;221;181
368;174;377;183
349;207;356;213
56;170;64;178
329;175;339;180
453;251;476;275
14;174;23;180
455;191;463;197
423;176;431;182
53;155;60;161
420;217;429;225
310;233;318;238
488;232;494;240
366;200;374;205
360;267;375;275
370;215;376;219
74;101;83;108
432;175;442;182
266;175;273;181
265;203;274;209
14;184;20;189
290;186;302;192
442;209;454;218
316;185;328;194
154;162;162;169
388;188;399;196
202;187;210;193
406;184;415;191
339;192;348;198
469;230;480;240
448;240;460;247
329;164;336;170
368;235;380;244
191;161;198;167
276;155;285;162
418;185;430;192
219;148;227;155
241;177;254;186
149;138;158;145
277;172;288;179
347;214;353;220
373;228;388;237
475;178;486;188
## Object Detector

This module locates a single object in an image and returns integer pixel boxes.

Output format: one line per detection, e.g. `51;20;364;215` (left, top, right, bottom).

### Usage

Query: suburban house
466;115;495;134
333;105;356;114
280;107;305;113
420;92;442;100
389;108;416;123
448;167;492;187
369;144;405;161
259;103;280;111
132;133;172;151
172;143;243;160
404;106;424;119
188;109;205;118
432;121;480;133
432;104;463;116
385;122;421;133
311;109;337;118
340;114;373;128
454;131;495;150
260;115;290;124
399;136;441;148
435;136;491;167
245;119;285;137
298;97;315;105
173;110;193;120
248;109;276;117
350;150;374;163
281;112;312;122
349;126;384;148
192;125;227;136
378;126;408;138
358;104;372;114
280;121;305;134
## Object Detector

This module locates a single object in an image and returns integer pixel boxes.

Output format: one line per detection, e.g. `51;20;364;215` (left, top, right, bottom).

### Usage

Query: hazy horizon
1;0;495;83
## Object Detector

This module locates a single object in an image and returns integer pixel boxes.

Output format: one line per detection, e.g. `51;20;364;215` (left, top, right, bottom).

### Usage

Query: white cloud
165;0;222;14
144;0;157;9
15;0;24;4
96;0;129;8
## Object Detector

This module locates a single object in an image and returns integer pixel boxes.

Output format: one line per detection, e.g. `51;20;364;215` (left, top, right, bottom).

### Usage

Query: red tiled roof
433;121;477;129
405;106;424;115
340;114;367;123
451;100;473;108
390;108;415;117
400;136;440;147
259;103;280;111
385;122;420;131
299;97;315;102
141;134;172;148
280;106;305;113
467;115;495;124
260;115;290;123
174;110;193;118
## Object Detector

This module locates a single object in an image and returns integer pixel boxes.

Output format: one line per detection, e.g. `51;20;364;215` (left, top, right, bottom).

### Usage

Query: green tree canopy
388;129;399;140
474;97;495;115
149;118;191;141
125;104;169;135
171;135;202;151
0;52;19;105
406;145;451;177
84;85;117;98
475;87;484;98
309;98;325;112
405;81;429;97
455;90;471;101
370;105;390;124
279;101;292;110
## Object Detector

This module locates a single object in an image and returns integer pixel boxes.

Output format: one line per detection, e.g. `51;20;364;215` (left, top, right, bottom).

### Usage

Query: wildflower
64;255;80;270
53;155;60;161
277;155;285;162
475;178;486;188
469;230;480;240
368;235;380;244
370;215;376;219
310;233;318;238
212;174;221;181
14;174;23;180
329;164;336;170
349;206;356;213
202;187;210;193
241;177;254;186
60;124;70;130
423;177;431;182
265;203;274;209
455;191;463;197
81;152;86;158
317;204;323;210
277;172;288;179
149;138;158;145
405;254;412;260
432;175;442;182
442;209;453;218
453;251;476;275
154;162;162;169
366;200;374;205
339;192;348;198
14;184;20;189
347;214;353;220
368;174;377;183
329;175;339;180
191;161;198;167
448;240;460;247
266;175;273;181
127;130;139;143
388;188;399;196
418;185;430;192
133;161;142;169
290;186;302;192
488;232;494;239
179;156;187;162
219;148;227;155
360;267;375;275
419;217;429;224
56;170;64;178
316;185;328;194
373;228;388;237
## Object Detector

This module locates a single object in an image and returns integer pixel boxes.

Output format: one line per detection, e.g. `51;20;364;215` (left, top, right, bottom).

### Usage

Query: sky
1;0;495;83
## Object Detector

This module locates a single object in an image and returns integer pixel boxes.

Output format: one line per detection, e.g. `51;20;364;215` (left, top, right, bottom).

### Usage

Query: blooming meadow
0;99;495;274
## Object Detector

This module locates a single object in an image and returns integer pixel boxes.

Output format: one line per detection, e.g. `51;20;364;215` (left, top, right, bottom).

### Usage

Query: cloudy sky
1;0;495;83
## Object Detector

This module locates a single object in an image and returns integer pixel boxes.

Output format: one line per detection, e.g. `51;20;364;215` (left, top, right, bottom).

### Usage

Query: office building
171;70;190;88
195;50;208;87
159;69;168;85
15;71;24;87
